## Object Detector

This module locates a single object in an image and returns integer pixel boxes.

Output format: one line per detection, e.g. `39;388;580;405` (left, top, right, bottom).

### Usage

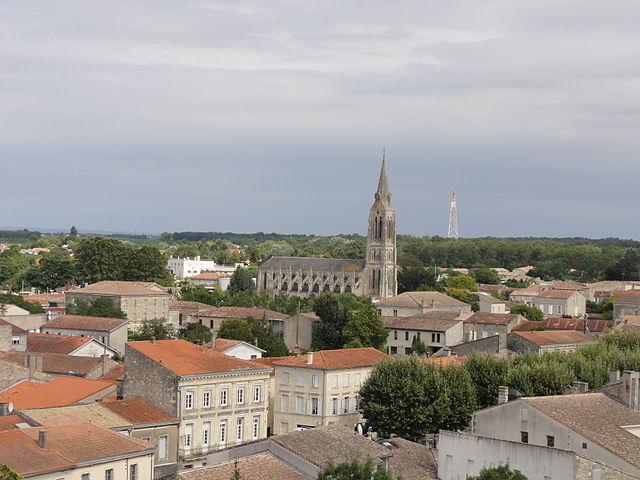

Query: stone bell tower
365;151;397;301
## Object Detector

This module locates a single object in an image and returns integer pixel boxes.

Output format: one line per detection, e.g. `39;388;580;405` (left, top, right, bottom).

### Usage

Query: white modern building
168;256;238;278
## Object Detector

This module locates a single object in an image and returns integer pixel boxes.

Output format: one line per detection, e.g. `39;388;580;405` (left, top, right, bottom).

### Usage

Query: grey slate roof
259;256;365;273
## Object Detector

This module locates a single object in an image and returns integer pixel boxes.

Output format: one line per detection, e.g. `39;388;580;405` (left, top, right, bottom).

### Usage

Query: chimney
307;352;314;365
498;386;509;404
210;331;216;350
570;381;589;394
610;370;621;384
101;354;110;376
443;347;451;357
0;403;12;416
254;337;259;347
38;430;47;449
151;336;156;344
621;371;640;411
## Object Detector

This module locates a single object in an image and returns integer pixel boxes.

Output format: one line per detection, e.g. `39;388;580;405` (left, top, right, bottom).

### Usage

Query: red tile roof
197;306;288;320
464;312;523;326
126;339;271;376
68;280;169;296
513;318;613;333
27;333;93;354
101;397;177;424
44;314;127;332
510;330;594;347
535;289;579;299
0;317;27;335
0;423;154;477
101;363;125;381
169;300;213;311
272;347;387;370
0;415;22;432
614;290;640;303
0;377;115;409
22;293;65;306
0;351;109;376
191;272;226;280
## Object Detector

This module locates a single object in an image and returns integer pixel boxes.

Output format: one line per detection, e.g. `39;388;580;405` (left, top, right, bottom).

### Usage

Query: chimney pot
307;352;314;365
151;336;156;344
38;430;47;449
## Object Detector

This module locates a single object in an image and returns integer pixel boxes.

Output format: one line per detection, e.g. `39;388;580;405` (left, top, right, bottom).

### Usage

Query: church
257;156;397;301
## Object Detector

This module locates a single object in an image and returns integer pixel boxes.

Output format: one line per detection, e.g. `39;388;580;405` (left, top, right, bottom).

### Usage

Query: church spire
375;148;391;204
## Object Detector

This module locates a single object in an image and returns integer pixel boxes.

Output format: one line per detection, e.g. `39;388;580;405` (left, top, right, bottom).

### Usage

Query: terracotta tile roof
101;363;125;381
0;359;50;392
377;291;469;309
510;286;545;297
101;397;177;424
384;437;438;480
20;403;131;429
126;339;272;376
0;351;108;376
272;347;387;370
179;453;307;480
68;280;169;296
169;300;213;311
478;294;506;305
27;333;92;354
197;306;288;320
465;312;523;326
0;317;27;335
22;293;65;306
296;311;319;320
513;318;613;333
382;316;462;332
510;330;594;347
44;314;127;332
535;289;579;300
0;422;154;477
191;272;226;280
523;393;640;470
614;290;640;303
272;425;391;468
0;377;115;408
0;415;22;432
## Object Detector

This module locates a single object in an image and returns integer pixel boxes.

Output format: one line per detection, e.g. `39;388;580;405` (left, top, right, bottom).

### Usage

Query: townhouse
41;314;128;354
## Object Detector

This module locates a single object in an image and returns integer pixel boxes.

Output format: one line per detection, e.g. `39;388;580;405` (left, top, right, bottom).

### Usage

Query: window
404;347;412;355
343;396;350;414
203;390;211;408
185;424;193;449
82;474;90;480
236;418;244;441
253;385;261;402
252;416;260;439
331;397;338;415
342;374;350;387
296;395;305;414
185;391;194;410
130;464;138;480
281;394;289;412
393;330;398;340
355;373;362;386
393;309;398;317
203;422;211;447
295;373;304;387
158;435;168;460
582;442;588;449
312;373;319;388
220;388;229;406
105;469;113;480
282;372;290;384
355;395;360;411
219;421;227;444
556;305;563;315
431;333;442;343
546;435;555;448
332;375;339;387
416;332;421;339
390;346;398;355
237;387;245;404
405;331;409;341
311;397;319;415
521;431;528;444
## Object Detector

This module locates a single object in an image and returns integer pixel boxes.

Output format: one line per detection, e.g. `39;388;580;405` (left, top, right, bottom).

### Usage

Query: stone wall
123;345;178;416
0;324;11;351
575;455;639;480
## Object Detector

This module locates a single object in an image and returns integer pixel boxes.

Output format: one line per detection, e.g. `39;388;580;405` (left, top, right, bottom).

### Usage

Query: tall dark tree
67;297;127;319
228;266;255;295
181;323;213;345
129;318;175;341
74;237;131;283
69;225;79;237
464;354;509;408
398;266;437;293
124;245;171;284
23;252;75;290
312;294;350;350
510;304;544;321
217;317;288;357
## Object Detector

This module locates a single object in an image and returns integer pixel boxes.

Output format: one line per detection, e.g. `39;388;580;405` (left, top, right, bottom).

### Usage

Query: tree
22;252;75;290
182;323;213;345
472;267;501;285
605;249;640;281
398;266;437;293
440;365;477;431
312;294;350;350
411;335;427;355
342;303;387;350
0;294;44;314
468;465;527;480
74;237;131;283
228;266;255;295
129;318;175;341
180;285;227;307
0;464;22;480
317;459;394;480
442;273;478;291
510;304;544;321
359;357;450;440
229;460;244;480
217;317;289;357
507;361;575;397
67;297;127;319
464;354;509;408
69;225;79;237
125;245;171;285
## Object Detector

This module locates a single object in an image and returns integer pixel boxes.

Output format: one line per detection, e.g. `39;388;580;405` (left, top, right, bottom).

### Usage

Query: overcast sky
2;1;640;238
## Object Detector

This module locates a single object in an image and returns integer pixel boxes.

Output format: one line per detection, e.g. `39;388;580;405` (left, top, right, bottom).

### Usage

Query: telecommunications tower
447;190;459;239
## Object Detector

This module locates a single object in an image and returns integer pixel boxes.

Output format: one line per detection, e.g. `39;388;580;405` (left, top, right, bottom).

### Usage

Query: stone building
507;330;593;354
123;339;271;469
614;290;640;320
257;156;397;302
41;314;128;354
383;316;464;355
376;291;471;318
531;289;587;318
66;281;171;328
463;312;525;350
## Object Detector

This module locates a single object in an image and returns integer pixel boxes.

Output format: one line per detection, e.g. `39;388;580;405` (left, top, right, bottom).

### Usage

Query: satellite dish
7;402;13;413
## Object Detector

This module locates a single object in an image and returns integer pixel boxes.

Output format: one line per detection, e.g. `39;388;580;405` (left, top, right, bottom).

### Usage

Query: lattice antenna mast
447;190;459;239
